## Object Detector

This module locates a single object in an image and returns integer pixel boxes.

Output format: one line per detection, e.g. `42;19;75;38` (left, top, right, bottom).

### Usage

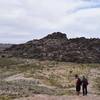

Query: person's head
75;74;79;79
82;76;86;79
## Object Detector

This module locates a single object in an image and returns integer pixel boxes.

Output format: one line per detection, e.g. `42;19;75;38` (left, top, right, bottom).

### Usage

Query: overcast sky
0;0;100;43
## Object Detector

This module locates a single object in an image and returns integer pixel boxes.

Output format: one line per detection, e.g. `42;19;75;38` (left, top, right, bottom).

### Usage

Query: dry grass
0;57;100;99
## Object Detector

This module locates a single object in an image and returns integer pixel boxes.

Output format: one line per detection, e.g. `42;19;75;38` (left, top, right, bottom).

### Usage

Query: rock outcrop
42;32;67;39
5;32;100;63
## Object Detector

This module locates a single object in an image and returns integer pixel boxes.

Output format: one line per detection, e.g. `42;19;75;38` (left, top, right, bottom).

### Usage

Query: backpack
77;78;82;86
82;78;88;85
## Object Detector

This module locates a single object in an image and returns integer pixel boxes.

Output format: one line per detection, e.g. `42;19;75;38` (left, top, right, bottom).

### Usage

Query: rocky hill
0;44;12;51
5;32;100;63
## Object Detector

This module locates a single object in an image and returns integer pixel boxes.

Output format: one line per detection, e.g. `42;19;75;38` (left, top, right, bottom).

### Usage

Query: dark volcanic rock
42;32;67;39
5;32;100;63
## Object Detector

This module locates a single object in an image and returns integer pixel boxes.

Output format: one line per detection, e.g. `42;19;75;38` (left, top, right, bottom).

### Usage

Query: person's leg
76;90;80;95
76;86;78;95
76;86;80;95
84;85;87;95
78;86;81;95
82;86;85;96
77;91;79;95
85;86;88;95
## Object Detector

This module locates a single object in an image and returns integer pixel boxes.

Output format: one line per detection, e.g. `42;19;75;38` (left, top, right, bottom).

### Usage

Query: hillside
0;43;12;51
5;32;100;63
0;57;100;100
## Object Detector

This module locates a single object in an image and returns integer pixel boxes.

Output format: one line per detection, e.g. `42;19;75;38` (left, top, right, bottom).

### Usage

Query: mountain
5;32;100;63
0;43;12;51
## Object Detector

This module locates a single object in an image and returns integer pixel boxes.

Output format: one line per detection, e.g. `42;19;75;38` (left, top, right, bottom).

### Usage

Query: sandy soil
14;68;100;100
14;94;100;100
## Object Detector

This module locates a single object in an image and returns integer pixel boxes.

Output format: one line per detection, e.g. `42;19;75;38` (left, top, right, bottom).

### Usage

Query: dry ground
14;95;100;100
0;57;100;100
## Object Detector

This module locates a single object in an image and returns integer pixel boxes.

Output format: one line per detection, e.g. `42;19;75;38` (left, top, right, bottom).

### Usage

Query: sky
0;0;100;43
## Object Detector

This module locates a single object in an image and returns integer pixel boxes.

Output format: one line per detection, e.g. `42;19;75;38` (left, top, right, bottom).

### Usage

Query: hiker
82;76;88;96
75;74;82;95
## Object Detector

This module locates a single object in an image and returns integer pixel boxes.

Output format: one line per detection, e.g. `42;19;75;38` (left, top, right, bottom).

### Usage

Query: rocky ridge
5;32;100;63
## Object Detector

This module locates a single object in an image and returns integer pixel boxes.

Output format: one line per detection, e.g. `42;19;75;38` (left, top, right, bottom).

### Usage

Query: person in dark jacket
82;76;88;96
75;74;82;95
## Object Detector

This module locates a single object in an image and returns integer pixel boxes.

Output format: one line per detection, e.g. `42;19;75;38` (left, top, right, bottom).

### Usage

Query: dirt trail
14;68;100;100
14;94;100;100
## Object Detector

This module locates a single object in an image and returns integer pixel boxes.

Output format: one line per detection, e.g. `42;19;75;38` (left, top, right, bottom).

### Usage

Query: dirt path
14;68;100;100
14;94;100;100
